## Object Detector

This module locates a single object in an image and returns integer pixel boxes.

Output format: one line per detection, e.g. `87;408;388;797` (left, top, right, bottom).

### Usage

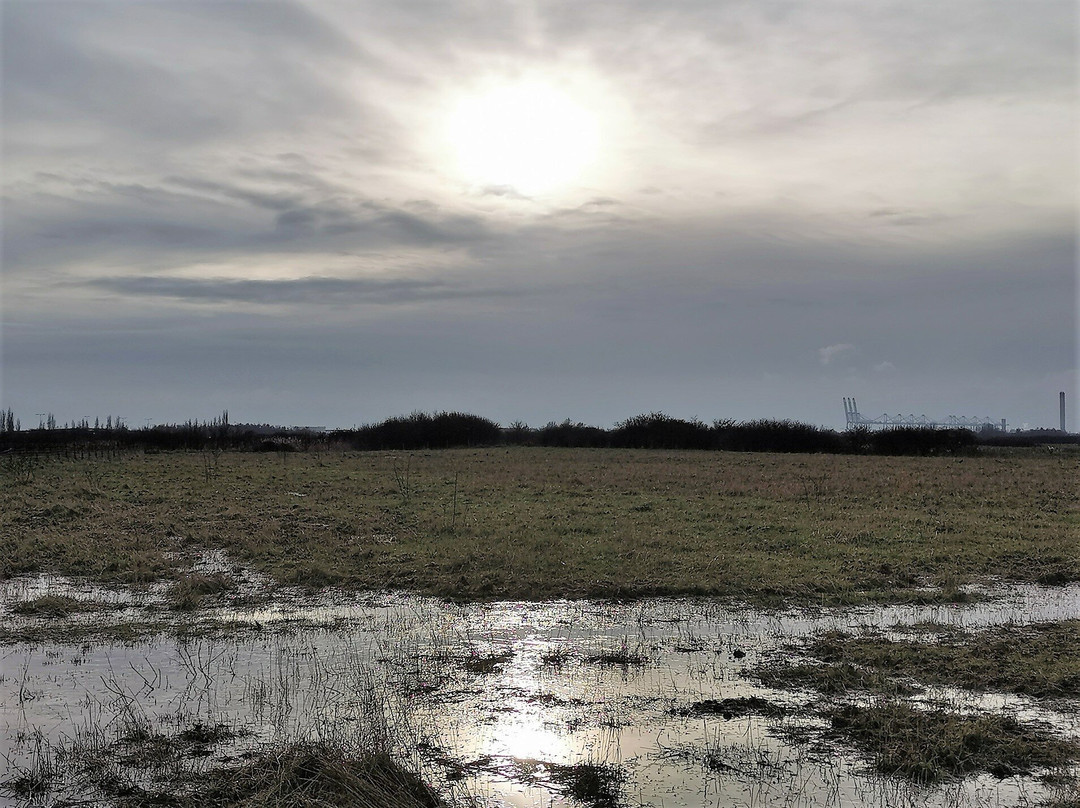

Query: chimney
1061;391;1067;433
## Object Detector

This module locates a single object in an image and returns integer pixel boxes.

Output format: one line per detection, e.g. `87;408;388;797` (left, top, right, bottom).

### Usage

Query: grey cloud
3;0;378;150
818;343;856;366
866;207;954;227
4;171;495;274
535;1;1075;147
480;185;532;200
83;275;507;306
359;206;490;245
166;177;306;213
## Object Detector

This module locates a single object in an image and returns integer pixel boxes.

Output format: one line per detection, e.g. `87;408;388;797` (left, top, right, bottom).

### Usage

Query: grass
191;743;444;807
826;702;1080;783
167;572;237;611
2;735;444;808
11;594;112;617
1;693;446;808
548;761;623;808
460;650;514;674
675;696;786;719
1;447;1076;603
754;659;921;697
762;621;1080;699
585;647;650;666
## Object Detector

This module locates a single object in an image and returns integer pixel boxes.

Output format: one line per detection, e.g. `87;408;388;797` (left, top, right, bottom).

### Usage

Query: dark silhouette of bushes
537;419;609;448
716;419;849;454
343;411;502;450
611;413;713;450
0;407;1058;458
864;427;977;456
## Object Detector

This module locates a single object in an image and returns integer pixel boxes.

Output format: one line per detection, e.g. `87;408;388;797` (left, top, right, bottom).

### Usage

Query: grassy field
1;447;1077;603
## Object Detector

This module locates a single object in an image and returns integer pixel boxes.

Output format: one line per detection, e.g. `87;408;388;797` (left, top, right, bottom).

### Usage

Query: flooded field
2;569;1078;807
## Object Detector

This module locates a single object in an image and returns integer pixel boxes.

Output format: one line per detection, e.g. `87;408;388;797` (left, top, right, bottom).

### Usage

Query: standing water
2;577;1079;807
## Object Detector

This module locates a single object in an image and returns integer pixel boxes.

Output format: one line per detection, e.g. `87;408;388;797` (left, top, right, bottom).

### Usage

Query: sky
2;0;1076;431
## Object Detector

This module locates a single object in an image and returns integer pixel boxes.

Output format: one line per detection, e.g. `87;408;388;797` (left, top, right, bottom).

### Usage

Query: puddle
2;581;1079;807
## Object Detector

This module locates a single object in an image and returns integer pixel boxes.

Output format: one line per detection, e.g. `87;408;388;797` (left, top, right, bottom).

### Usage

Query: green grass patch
2;448;1076;603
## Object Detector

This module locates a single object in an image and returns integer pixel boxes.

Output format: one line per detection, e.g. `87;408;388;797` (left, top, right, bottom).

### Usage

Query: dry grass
11;594;111;617
191;743;444;808
1;447;1076;603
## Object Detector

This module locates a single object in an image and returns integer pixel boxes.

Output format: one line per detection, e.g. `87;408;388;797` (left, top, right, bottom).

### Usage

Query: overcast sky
2;0;1076;430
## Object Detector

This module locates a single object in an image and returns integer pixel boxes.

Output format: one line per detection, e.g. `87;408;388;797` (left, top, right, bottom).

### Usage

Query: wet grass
11;594;112;617
449;754;624;808
826;701;1080;783
754;660;921;697
548;761;623;808
3;738;444;808
762;621;1080;699
460;649;514;674
5;448;1074;604
676;696;787;719
585;645;650;667
1;700;446;808
0;615;263;645
167;572;237;611
191;743;445;807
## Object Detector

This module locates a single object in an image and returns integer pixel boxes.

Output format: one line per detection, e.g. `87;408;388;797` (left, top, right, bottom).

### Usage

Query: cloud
2;0;371;149
818;343;857;365
81;275;507;306
479;185;532;200
1;0;1074;431
2;170;495;277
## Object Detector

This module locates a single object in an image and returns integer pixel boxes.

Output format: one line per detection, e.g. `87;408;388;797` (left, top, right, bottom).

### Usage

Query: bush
344;412;501;450
611;413;713;450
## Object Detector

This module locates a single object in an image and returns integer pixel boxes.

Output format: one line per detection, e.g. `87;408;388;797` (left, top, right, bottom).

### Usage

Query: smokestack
1061;391;1067;433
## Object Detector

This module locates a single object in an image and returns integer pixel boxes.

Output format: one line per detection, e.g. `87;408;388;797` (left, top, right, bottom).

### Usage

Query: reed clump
192;743;444;808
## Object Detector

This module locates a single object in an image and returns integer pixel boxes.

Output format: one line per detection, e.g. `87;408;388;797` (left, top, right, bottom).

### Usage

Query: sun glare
447;81;600;195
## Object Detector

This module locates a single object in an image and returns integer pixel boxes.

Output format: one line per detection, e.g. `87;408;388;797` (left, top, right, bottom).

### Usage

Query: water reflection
2;582;1079;807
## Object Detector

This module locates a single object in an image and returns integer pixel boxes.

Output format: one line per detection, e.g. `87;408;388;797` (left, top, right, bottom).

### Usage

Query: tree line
0;408;1029;457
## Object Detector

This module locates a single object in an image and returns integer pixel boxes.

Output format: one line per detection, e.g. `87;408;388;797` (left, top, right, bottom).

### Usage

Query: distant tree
506;420;533;445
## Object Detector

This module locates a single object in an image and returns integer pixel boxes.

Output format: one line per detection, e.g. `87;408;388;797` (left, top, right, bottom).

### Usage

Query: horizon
2;2;1076;431
1;400;1072;434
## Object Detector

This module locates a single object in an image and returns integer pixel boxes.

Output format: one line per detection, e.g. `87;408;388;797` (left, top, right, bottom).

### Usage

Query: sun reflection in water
486;710;570;762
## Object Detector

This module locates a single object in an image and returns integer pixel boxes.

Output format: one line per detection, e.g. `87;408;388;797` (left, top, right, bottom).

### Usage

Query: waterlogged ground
2;572;1079;807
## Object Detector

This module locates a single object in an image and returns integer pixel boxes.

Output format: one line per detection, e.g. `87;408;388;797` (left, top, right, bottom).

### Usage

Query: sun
447;80;600;196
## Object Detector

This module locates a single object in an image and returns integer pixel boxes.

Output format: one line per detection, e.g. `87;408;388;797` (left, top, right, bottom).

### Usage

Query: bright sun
447;81;600;195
